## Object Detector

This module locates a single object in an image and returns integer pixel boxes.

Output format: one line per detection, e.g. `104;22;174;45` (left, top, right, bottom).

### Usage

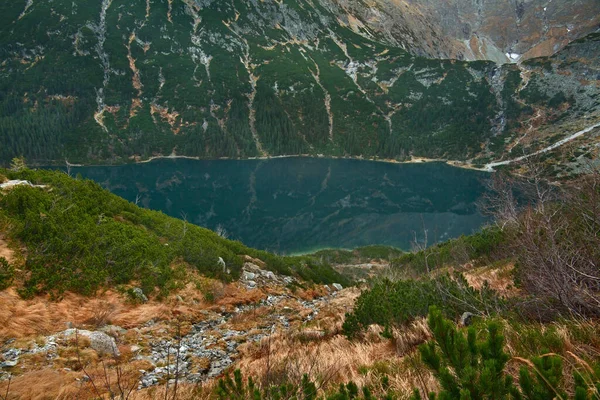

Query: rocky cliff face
0;0;598;165
329;0;600;63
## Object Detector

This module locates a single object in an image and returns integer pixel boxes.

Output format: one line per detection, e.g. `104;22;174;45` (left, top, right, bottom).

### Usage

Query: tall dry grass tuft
462;263;520;298
213;284;267;310
0;237;15;265
391;318;431;356
132;381;215;400
0;288;181;340
85;300;118;329
236;323;432;397
0;369;83;400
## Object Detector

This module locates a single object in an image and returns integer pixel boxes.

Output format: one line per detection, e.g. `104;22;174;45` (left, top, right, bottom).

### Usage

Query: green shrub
416;306;518;399
342;274;504;338
216;369;395;400
414;307;600;400
391;228;506;275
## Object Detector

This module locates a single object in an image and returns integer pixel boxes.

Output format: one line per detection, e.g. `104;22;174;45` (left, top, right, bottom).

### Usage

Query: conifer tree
416;306;518;400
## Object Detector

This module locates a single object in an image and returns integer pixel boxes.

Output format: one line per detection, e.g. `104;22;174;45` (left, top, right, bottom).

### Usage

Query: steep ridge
0;0;599;166
331;0;600;63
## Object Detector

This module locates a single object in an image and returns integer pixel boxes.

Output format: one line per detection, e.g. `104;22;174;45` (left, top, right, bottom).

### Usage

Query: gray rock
132;287;148;303
217;257;226;272
242;271;256;280
246;280;257;289
2;349;20;360
88;331;120;357
460;312;475;326
63;329;120;357
0;360;18;368
261;270;276;280
332;283;343;291
243;262;261;272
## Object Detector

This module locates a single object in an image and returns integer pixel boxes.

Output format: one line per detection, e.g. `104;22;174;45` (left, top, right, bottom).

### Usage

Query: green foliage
0;168;347;297
505;324;565;359
216;370;395;400
415;308;600;400
1;0;592;165
0;256;14;290
519;355;566;400
391;228;506;275
10;156;27;171
417;306;517;400
309;246;404;265
342;275;504;338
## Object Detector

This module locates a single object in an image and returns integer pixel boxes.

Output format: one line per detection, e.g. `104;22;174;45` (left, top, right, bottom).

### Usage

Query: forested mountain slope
1;0;599;165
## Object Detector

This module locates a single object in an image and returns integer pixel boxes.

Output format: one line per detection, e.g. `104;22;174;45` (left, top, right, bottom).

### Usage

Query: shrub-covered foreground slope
0;168;348;297
0;167;599;399
1;0;599;165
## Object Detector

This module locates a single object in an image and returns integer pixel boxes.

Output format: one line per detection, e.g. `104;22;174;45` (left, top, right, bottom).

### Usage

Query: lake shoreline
57;156;490;253
64;153;490;172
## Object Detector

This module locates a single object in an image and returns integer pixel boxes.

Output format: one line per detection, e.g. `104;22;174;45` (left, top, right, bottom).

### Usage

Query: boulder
243;262;262;272
87;331;120;356
242;271;256;281
0;359;18;368
261;270;276;280
460;312;475;326
242;255;266;268
63;329;120;357
332;283;343;291
131;287;148;303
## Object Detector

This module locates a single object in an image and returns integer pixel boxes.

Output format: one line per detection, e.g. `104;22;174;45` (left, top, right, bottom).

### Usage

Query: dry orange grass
0;236;15;264
212;284;267;310
0;357;156;399
236;327;435;397
294;286;329;301
227;306;272;331
0;289;167;339
462;263;520;297
391;318;431;356
0;284;433;399
0;272;251;341
0;286;220;340
231;288;432;396
0;369;83;400
132;381;215;400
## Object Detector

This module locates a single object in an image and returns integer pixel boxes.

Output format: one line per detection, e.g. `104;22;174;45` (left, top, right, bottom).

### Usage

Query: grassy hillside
0;167;349;297
1;1;599;165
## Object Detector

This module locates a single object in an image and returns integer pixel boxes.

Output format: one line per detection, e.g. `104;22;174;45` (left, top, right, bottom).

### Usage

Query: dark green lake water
70;158;490;254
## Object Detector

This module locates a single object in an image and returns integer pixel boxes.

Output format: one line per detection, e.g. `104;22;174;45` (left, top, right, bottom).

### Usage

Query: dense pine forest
1;1;599;165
